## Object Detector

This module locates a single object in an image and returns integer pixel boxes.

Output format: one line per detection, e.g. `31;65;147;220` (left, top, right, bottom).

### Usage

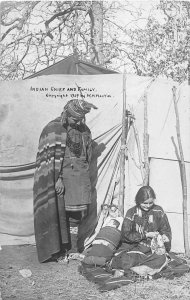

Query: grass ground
0;244;190;300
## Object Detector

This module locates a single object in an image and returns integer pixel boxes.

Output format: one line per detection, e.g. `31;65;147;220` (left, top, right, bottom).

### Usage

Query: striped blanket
33;117;69;263
79;252;190;292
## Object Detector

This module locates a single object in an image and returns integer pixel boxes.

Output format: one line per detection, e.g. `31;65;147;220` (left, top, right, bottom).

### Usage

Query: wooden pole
143;90;149;186
132;122;145;181
118;73;127;216
172;86;190;257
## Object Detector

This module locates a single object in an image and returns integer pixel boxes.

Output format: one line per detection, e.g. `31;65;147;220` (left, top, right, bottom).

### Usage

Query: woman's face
140;197;155;211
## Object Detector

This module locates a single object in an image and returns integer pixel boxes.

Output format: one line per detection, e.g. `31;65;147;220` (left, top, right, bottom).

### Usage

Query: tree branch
4;35;32;80
44;5;87;39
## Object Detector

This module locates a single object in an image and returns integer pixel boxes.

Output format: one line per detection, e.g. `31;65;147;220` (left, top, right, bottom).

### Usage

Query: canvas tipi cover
0;56;120;246
0;57;189;253
25;54;118;79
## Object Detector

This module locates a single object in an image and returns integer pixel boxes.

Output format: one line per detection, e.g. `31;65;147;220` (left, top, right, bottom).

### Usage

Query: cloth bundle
83;218;123;266
151;233;166;255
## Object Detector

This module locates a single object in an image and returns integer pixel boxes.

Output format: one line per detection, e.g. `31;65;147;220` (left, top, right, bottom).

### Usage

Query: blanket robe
79;252;190;292
33;117;92;262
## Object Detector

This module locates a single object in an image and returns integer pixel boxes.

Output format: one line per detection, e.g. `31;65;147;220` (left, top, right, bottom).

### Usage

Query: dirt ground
0;244;190;300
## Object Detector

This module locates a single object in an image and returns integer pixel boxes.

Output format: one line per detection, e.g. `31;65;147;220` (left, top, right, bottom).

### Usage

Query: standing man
33;99;97;262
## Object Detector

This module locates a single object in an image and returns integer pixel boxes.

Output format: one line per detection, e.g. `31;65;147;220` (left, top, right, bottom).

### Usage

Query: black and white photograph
0;0;190;299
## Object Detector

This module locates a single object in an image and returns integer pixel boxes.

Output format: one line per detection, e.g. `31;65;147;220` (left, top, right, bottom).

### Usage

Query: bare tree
117;0;190;82
89;1;103;65
0;1;107;79
1;1;189;82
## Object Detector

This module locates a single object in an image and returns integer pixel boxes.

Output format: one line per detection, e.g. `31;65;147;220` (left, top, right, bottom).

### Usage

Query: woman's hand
55;178;65;195
162;234;169;243
145;231;159;239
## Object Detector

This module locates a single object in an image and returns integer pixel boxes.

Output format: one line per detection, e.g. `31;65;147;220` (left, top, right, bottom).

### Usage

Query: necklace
66;129;82;158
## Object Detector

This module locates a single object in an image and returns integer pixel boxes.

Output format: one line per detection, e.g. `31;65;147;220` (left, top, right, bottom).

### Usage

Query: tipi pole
118;73;127;216
132;122;145;181
172;86;190;257
143;90;149;186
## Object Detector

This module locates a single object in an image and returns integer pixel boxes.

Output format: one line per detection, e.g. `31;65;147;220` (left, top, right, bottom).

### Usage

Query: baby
83;216;123;266
150;232;167;255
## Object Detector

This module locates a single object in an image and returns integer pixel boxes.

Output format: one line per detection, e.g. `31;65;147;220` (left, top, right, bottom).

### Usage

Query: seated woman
111;185;172;276
79;186;189;290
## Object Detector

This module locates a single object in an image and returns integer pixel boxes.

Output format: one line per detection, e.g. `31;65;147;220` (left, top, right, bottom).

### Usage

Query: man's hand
145;231;159;239
55;178;65;195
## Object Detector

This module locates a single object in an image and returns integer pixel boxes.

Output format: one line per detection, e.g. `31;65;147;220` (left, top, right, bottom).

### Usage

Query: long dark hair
135;186;156;206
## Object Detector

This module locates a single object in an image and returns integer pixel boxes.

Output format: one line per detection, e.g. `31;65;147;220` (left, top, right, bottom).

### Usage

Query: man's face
67;115;82;125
